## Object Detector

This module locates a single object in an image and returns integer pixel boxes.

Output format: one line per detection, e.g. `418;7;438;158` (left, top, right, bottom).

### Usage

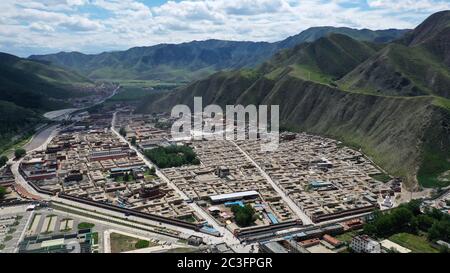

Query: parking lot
0;206;32;253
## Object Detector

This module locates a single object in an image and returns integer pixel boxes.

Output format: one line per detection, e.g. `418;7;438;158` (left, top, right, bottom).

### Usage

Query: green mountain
0;52;93;111
276;27;409;48
0;52;94;154
262;34;379;85
28;27;408;83
0;100;44;152
339;11;450;98
137;11;450;189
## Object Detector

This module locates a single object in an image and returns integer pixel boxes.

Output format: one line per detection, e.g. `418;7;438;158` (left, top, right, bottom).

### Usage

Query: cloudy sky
1;0;449;57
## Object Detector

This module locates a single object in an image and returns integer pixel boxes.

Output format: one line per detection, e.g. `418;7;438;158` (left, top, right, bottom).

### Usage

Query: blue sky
1;0;449;57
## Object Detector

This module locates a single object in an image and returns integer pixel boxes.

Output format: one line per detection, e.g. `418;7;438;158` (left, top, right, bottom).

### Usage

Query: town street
111;112;249;252
8;108;234;250
230;141;314;225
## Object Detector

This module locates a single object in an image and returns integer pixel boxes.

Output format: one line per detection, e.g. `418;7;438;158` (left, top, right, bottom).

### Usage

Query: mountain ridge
0;52;95;153
136;11;450;189
28;27;409;82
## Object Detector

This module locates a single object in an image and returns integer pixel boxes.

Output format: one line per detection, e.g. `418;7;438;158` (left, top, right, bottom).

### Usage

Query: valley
1;6;449;256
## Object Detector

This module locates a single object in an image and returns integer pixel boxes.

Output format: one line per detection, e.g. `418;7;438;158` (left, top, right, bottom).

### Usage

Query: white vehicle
26;204;36;211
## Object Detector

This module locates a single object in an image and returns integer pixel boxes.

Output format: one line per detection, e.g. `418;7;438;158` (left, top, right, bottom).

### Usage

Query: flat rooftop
209;190;259;202
41;238;65;248
380;239;411;253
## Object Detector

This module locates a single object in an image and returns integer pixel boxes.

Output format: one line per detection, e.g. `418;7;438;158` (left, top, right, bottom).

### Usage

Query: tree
131;136;137;145
149;167;156;175
428;220;450;242
417;214;435;231
119;127;126;137
144;145;199;168
14;148;26;159
375;216;394;237
0;155;8;167
0;186;7;199
426;208;444;221
402;199;422;216
363;223;377;236
231;205;255;227
390;208;414;233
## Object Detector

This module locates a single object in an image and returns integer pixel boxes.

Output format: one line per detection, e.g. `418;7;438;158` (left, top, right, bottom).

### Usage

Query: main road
43;84;121;121
23;125;60;153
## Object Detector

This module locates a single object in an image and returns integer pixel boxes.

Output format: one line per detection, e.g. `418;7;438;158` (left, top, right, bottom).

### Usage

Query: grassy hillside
140;68;450;189
0;100;45;154
339;10;450;99
263;34;378;85
401;10;450;47
339;44;450;98
0;53;93;111
0;52;94;153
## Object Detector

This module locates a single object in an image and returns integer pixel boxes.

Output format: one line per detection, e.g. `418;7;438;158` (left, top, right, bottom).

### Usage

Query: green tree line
144;145;200;168
364;199;450;243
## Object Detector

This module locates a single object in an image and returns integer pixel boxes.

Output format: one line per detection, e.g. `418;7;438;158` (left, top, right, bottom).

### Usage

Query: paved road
43;109;79;120
3;85;120;160
42;85;121;121
11;159;47;200
231;141;314;225
23;125;59;153
0;209;31;253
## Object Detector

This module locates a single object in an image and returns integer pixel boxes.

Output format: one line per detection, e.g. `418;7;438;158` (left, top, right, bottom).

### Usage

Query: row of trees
144;146;200;168
363;199;450;243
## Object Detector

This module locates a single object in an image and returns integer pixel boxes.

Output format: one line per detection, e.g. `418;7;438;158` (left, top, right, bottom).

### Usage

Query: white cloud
1;0;449;57
29;22;55;32
367;0;450;12
59;17;102;31
67;0;88;6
